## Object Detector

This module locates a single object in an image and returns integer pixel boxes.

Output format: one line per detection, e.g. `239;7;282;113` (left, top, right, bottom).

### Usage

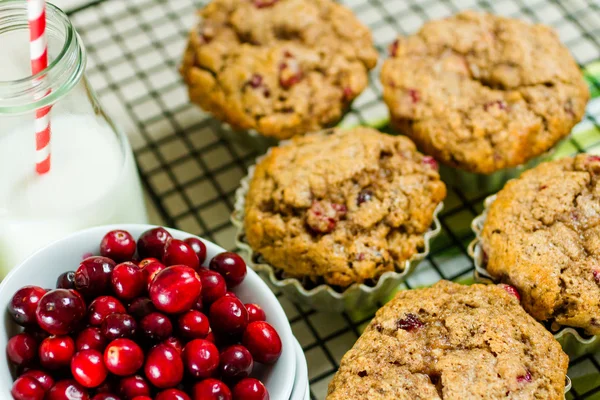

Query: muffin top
481;154;600;335
326;281;569;400
243;127;446;288
180;0;378;139
381;11;588;174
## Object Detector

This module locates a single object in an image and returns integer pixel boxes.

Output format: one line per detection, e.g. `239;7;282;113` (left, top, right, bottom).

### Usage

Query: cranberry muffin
180;0;378;139
243;127;446;288
381;11;588;174
327;281;569;399
481;154;600;335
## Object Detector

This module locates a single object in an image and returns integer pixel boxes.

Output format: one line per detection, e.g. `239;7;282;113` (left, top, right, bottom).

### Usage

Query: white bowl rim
0;223;296;399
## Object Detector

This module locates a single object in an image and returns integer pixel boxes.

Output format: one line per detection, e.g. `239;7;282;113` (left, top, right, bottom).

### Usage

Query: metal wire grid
65;0;600;398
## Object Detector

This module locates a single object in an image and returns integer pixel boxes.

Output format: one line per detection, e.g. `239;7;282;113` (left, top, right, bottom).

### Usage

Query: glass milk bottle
0;1;148;277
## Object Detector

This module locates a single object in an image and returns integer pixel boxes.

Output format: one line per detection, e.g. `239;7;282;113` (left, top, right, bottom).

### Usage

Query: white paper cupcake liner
469;194;600;359
231;137;444;312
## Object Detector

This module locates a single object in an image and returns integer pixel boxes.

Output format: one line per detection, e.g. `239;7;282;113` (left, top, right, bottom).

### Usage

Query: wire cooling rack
66;0;600;398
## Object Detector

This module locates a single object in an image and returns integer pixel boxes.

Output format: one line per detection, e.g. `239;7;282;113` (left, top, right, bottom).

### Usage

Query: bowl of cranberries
0;224;299;400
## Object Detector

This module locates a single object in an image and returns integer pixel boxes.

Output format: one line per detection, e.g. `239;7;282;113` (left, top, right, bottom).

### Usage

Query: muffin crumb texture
243;127;446;288
326;281;569;400
382;11;589;174
482;154;600;335
180;0;378;139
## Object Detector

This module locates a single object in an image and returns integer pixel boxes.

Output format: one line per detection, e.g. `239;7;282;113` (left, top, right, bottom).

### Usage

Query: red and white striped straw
28;0;51;175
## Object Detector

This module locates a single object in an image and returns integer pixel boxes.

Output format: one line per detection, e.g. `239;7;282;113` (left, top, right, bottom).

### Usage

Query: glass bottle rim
0;0;85;114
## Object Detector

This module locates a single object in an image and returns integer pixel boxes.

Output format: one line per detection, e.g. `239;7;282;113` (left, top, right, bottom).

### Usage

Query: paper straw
28;0;51;175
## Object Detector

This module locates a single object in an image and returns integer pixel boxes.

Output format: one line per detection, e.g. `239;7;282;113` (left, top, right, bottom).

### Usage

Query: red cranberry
224;292;237;298
422;156;438;170
242;321;282;364
163;239;200;270
128;297;156;319
76;327;107;352
342;86;353;102
499;283;521;301
101;313;137;340
118;375;150;399
100;230;136;262
144;344;184;389
149;265;202;314
389;39;399;56
88;296;126;326
163;336;183;354
184;237;207;265
232;378;269;400
253;0;278;8
111;262;145;300
396;313;423;332
306;201;346;234
182;339;220;379
199;269;227;304
75;257;116;298
143;260;167;289
518;371;532;383
140;312;173;341
11;376;45;400
205;331;216;343
244;304;266;323
210;296;248;336
20;369;55;392
278;57;302;89
594;269;600;283
219;345;253;382
156;388;191;400
56;271;76;289
47;379;89;400
9;286;47;326
92;378;116;395
408;88;420;103
39;336;75;369
71;350;108;388
209;253;247;288
192;379;231;400
192;294;204;312
104;338;144;376
138;257;160;269
91;394;121;400
178;310;209;339
138;227;172;259
7;332;38;366
132;397;152;400
36;289;86;335
23;326;49;343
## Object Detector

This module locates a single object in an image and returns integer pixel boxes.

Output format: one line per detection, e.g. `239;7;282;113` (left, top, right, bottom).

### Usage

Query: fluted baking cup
231;139;444;312
469;194;600;358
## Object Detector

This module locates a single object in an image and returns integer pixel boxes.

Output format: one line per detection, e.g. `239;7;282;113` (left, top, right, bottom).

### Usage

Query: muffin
242;127;446;289
480;154;600;336
381;11;589;174
180;0;378;140
326;281;569;400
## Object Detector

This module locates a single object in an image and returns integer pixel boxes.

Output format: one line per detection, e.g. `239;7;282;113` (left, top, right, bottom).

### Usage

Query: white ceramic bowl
291;339;309;400
0;224;296;399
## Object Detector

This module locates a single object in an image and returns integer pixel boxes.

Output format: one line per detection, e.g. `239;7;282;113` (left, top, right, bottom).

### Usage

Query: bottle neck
0;0;86;114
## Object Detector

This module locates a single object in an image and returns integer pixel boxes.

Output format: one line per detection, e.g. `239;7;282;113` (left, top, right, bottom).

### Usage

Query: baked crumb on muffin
180;0;378;139
327;281;569;399
243;127;446;288
481;154;600;335
381;11;588;174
